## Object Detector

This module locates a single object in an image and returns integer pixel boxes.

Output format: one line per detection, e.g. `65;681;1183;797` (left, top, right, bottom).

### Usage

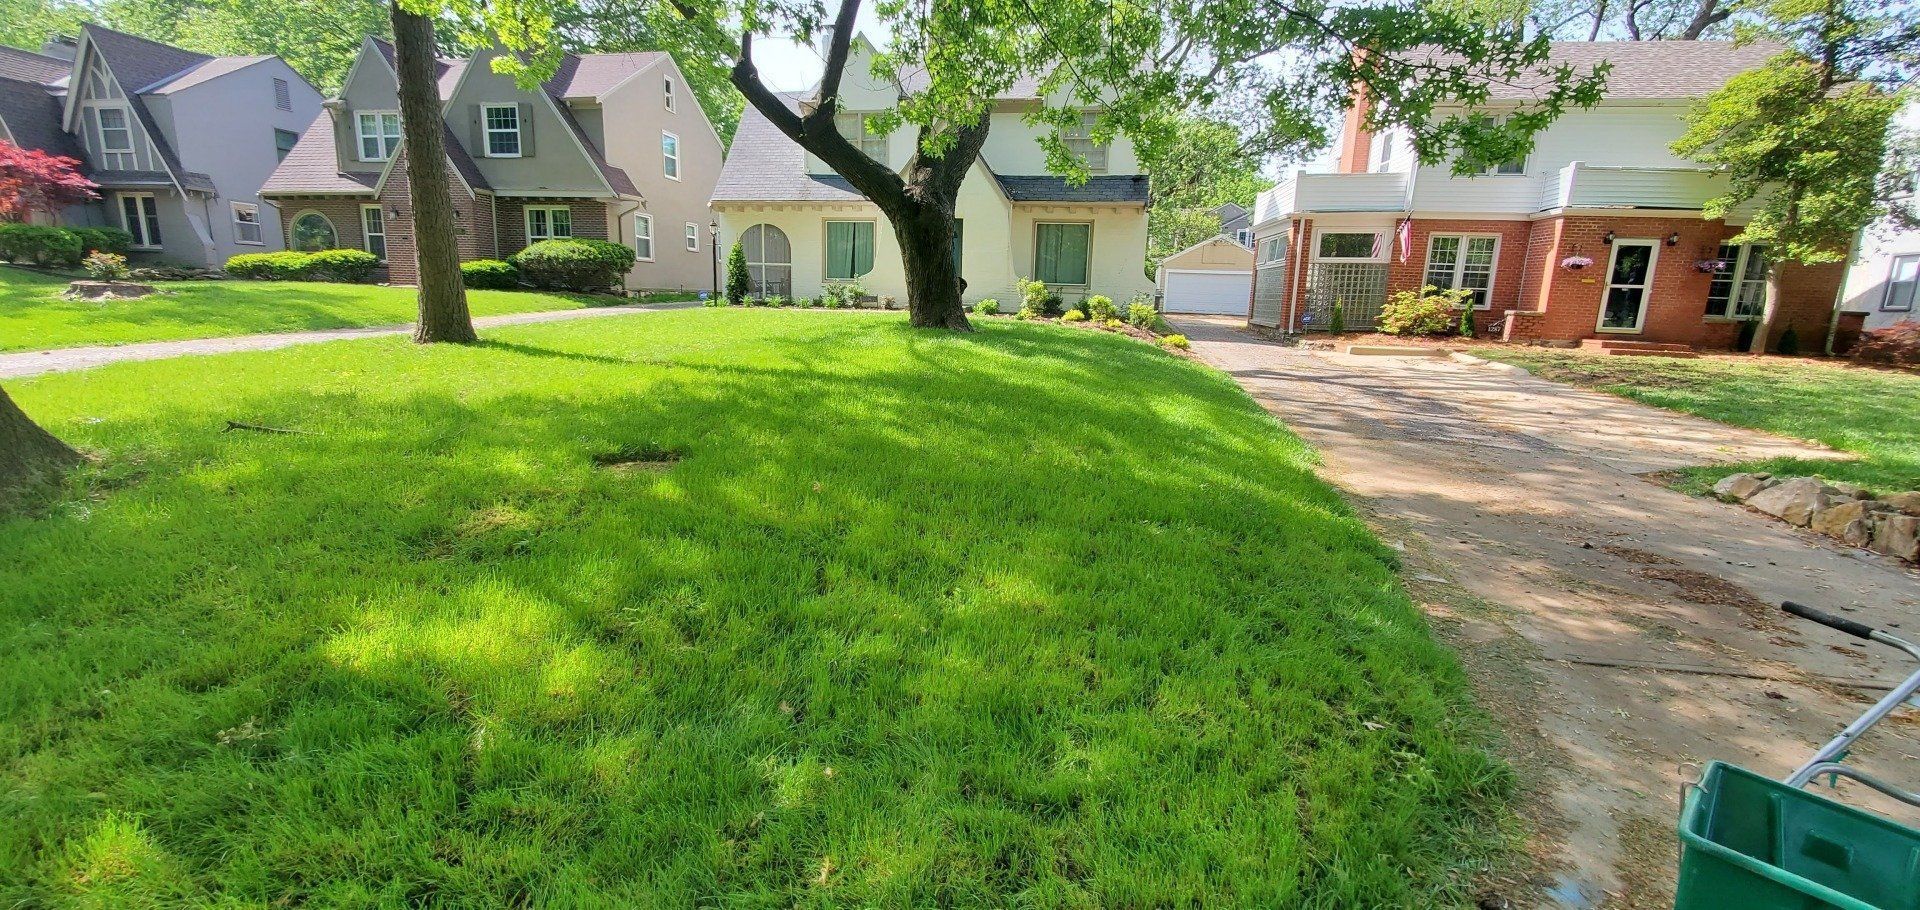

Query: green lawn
1477;348;1920;492
0;266;602;352
3;310;1513;907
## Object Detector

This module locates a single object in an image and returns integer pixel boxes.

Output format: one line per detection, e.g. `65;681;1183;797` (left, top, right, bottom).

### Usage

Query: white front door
1598;240;1657;333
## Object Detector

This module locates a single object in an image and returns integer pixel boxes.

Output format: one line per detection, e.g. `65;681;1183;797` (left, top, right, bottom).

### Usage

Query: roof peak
81;22;213;63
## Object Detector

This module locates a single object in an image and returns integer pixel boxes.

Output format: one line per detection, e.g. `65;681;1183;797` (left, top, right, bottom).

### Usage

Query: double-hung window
1880;254;1917;312
633;214;654;260
525;206;572;242
835;112;888;160
97;107;135;169
824;220;875;280
361;205;387;261
663;77;675;111
357;111;401;161
118;193;161;248
684;222;699;252
661;131;680;179
231;202;263;245
1705;243;1769;319
1064;113;1108;173
274;127;298;162
483;104;521;157
1259;235;1287;264
1035;222;1092;286
1423;234;1498;309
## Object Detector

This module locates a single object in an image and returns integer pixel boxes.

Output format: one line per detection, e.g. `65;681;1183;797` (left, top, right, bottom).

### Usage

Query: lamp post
709;219;720;296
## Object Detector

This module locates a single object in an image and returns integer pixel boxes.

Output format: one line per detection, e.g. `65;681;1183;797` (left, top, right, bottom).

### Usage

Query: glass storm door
1599;241;1655;332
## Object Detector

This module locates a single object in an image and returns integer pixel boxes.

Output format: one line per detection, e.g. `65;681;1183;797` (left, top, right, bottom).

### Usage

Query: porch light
1603;231;1616;245
1666;232;1680;246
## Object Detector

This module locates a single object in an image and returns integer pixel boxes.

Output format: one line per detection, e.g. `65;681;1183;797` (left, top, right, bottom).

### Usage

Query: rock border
1713;473;1920;562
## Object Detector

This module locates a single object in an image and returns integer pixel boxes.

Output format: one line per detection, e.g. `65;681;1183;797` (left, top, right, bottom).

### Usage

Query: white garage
1157;235;1255;315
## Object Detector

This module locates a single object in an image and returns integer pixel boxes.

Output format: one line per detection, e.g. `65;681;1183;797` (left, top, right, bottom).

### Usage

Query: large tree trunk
891;206;970;330
390;2;476;345
0;385;80;500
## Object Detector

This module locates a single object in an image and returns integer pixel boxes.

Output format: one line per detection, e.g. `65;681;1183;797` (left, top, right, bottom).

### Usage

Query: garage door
1163;269;1253;315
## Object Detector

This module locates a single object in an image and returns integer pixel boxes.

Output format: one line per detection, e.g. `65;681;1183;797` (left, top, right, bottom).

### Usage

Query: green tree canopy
1139;116;1273;272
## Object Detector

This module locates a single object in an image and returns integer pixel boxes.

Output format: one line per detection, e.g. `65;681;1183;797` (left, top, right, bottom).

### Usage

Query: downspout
1284;216;1304;334
1824;228;1862;356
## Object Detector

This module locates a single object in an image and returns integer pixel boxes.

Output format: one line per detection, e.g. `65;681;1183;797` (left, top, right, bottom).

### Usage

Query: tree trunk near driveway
0;384;80;502
390;1;477;344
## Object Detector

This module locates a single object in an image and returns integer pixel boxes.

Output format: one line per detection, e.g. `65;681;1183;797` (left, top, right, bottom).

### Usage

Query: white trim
287;208;338;253
661;130;681;181
91;103;137;169
524;205;573;243
480;103;522;158
1161;233;1244;263
117;192;161;249
443;50;623;199
1312;228;1386;263
1033;220;1094;287
1881;253;1918;312
1421;233;1500;310
355;109;401;162
1596;239;1659;334
1163;267;1252;275
360;204;387;261
633;212;654;261
663;75;675;112
230;201;264;245
684;221;699;252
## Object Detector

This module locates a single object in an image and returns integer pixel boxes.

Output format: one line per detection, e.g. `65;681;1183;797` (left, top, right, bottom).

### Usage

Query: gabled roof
139;54;272;94
544;51;665;100
0;75;86;163
1435;40;1784;102
0;45;70;85
368;37;466;100
260;113;379;195
541;82;638;196
714;92;1148;206
72;24;209;194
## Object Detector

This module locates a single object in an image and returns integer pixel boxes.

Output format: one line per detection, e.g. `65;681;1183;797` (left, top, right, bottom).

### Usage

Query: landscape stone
1880;491;1920;516
1870;514;1920;561
1825;481;1874;500
1811;501;1875;547
62;280;157;300
1745;476;1833;527
1713;472;1776;501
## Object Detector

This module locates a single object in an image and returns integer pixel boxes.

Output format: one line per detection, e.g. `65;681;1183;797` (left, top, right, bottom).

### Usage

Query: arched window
289;211;338;252
741;223;791;297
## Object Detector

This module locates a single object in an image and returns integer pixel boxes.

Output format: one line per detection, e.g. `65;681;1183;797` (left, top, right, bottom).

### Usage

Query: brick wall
494;199;610;257
1387;218;1533;335
373;148;493;286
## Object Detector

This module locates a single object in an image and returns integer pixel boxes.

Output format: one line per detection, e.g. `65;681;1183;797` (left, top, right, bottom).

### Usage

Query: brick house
1247;41;1848;351
260;38;721;291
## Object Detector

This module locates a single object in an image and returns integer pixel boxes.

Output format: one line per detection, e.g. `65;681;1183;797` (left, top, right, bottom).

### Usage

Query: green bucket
1677;762;1920;910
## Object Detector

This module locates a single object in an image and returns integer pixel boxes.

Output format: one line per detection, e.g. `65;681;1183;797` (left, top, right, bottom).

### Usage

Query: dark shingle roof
997;175;1149;203
441;123;491;191
260;113;378;195
542;82;638;196
0;76;85;162
1436;40;1784;102
81;24;209;193
545;51;665;99
0;45;70;85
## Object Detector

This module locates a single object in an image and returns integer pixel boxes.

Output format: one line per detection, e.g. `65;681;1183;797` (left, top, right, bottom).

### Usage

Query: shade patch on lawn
592;442;685;471
3;310;1514;906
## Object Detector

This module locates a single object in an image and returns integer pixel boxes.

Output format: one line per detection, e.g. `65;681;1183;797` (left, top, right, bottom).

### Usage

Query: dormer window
664;77;675;112
1065;114;1108;173
483;104;522;157
356;111;401;161
96;107;135;169
835;112;887;160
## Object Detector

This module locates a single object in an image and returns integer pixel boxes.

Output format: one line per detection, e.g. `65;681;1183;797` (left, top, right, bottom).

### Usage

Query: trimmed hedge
0;223;85;267
75;227;133;255
224;249;379;282
509;238;635;291
461;259;520;289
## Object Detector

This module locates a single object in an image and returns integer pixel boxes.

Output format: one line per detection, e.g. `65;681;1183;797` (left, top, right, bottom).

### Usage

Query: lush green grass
0;266;599;352
3;310;1513;907
1477;348;1920;492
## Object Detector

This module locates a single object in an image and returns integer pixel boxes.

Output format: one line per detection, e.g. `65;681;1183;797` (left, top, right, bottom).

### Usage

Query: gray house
1;25;321;266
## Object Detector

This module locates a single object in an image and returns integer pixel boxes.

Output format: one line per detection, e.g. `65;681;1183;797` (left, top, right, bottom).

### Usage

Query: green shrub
1104;318;1125;329
510;238;635;291
1379;286;1469;336
1776;325;1801;356
461;259;520;289
766;294;788;308
0;224;84;267
1161;334;1191;350
305;249;379;283
1084;294;1116;321
75;227;133;255
224;251;313;280
1016;277;1049;319
1062;309;1088;322
1457;304;1476;338
1125;300;1158;328
823;280;867;308
726;241;748;305
703;292;724;307
82;251;129;280
1329;300;1347;334
973;298;1000;316
880;295;897;310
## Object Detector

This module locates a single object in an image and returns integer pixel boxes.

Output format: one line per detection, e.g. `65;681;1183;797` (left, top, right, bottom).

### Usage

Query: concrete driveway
1170;315;1920;908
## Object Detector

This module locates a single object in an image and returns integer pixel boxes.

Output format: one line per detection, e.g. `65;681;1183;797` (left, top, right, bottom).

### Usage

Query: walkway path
0;301;700;379
1171;315;1920;908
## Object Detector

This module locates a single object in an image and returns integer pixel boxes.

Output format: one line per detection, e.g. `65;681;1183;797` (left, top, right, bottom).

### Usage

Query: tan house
261;39;721;292
1157;234;1254;315
710;35;1152;306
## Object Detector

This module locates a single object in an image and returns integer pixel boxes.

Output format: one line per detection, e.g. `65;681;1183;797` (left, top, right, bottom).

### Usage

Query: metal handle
1783;601;1876;640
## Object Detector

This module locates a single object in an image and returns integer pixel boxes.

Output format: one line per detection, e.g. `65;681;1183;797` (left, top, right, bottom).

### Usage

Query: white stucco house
1840;103;1918;332
709;36;1153;306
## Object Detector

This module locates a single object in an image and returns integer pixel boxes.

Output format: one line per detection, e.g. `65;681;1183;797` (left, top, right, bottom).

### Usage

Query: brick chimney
1335;82;1374;174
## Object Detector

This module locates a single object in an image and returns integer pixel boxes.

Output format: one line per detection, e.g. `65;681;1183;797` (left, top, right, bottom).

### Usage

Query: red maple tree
0;140;97;223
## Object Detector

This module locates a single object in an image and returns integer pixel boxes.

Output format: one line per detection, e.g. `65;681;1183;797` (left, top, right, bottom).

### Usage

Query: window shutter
519;102;535;157
469;105;485;156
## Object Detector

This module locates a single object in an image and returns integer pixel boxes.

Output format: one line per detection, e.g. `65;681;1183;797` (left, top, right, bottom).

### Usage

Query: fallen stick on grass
223;420;312;435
